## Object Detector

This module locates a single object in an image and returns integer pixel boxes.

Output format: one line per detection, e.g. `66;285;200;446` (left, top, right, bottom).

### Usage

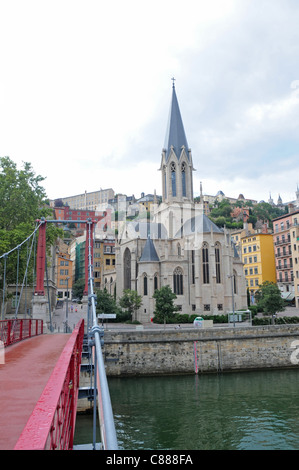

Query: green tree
119;289;142;321
0;156;62;286
96;288;118;314
0;156;47;231
153;285;178;324
254;281;285;324
72;278;85;300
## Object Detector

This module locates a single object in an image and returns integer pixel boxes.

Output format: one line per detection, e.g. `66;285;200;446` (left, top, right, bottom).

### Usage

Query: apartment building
51;188;115;211
56;253;73;300
272;211;298;300
289;211;299;307
241;233;276;303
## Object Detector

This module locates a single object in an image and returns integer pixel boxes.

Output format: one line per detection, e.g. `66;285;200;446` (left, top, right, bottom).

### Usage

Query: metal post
228;274;235;327
35;218;47;295
93;348;97;450
1;255;7;321
86;220;118;450
45;255;53;332
65;277;69;333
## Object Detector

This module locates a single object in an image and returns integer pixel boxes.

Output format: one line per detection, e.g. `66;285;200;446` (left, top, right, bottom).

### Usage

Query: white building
116;84;247;322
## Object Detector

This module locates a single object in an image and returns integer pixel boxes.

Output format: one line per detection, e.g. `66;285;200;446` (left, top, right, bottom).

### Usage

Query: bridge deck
0;334;71;450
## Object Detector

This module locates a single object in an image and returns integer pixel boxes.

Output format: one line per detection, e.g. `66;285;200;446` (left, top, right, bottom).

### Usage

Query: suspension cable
0;222;42;323
0;221;42;260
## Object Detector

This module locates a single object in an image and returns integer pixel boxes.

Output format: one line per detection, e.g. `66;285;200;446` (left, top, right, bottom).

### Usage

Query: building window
202;244;209;284
233;271;237;294
204;304;210;311
215;243;221;284
181;162;186;197
173;267;183;295
123;248;131;290
171;162;176;197
143;274;148;296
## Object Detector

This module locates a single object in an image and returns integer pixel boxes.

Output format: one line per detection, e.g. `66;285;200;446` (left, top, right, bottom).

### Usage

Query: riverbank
102;323;299;377
50;303;299;332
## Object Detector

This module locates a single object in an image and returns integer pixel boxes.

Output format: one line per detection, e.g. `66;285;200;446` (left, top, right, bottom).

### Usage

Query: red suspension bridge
0;219;118;450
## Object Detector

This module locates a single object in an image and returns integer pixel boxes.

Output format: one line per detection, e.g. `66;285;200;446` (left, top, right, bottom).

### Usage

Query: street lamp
65;276;70;332
228;274;235;327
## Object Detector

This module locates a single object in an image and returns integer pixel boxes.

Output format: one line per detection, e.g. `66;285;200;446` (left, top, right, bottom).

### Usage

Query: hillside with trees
207;198;287;230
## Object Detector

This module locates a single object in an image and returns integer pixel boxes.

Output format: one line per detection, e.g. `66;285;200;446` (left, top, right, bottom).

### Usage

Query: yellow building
56;253;73;300
241;233;276;302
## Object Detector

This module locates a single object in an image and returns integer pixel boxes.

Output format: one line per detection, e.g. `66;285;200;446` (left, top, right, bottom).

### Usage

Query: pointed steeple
164;81;189;161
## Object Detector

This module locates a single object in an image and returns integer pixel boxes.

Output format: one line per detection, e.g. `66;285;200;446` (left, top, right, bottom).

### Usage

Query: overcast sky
1;0;299;205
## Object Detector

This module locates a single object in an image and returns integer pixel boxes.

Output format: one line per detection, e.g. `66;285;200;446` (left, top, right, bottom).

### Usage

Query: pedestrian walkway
0;334;70;450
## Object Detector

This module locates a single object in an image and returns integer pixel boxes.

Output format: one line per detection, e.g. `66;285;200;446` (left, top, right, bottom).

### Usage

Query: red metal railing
0;319;43;347
14;319;84;450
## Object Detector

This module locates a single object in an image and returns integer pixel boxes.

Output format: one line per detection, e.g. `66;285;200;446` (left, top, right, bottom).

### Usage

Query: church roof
176;214;223;237
139;236;160;262
164;84;189;161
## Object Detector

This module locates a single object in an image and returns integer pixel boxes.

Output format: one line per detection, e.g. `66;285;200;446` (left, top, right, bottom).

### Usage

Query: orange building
56;253;73;300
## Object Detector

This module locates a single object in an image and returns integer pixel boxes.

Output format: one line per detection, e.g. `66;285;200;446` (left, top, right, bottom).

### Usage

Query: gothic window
233;270;237;294
173;267;183;295
170;162;176;197
215;243;221;284
181;162;186;197
143;274;148;296
202;243;209;284
123;248;131;290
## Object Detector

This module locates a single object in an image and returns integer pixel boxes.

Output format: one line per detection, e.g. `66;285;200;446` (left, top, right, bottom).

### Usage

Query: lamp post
65;276;70;333
228;274;235;327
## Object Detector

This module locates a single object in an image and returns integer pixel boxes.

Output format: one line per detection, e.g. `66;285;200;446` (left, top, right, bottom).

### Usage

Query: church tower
160;81;195;205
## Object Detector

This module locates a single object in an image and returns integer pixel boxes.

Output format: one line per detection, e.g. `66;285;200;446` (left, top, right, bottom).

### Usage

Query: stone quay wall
102;324;299;376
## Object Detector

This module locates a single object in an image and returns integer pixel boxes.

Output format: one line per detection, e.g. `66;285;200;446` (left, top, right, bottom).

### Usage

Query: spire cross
171;77;176;88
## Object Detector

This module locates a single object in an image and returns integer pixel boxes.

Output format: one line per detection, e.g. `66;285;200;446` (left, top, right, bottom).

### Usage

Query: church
115;83;247;322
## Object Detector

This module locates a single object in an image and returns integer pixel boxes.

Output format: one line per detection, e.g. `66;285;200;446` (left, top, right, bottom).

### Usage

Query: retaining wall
102;324;299;376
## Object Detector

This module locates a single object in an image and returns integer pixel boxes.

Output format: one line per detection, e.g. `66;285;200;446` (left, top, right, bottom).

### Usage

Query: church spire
164;81;189;161
160;82;194;205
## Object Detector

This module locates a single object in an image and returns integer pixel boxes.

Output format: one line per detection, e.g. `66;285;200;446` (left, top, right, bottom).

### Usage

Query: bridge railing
0;319;43;347
14;319;84;450
86;221;118;450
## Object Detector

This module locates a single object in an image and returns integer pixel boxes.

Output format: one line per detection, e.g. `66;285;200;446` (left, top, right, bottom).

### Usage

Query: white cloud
1;0;299;206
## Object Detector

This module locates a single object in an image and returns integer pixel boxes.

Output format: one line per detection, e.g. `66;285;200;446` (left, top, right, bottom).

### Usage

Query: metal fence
0;319;43;347
14;319;84;450
86;220;118;450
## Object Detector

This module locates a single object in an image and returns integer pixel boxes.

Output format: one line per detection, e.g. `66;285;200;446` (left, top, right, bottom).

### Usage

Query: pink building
272;210;299;299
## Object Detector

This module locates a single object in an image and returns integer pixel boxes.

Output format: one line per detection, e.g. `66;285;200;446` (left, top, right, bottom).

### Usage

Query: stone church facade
116;84;247;322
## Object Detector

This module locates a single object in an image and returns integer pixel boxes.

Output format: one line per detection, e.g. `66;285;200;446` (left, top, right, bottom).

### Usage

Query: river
73;368;299;450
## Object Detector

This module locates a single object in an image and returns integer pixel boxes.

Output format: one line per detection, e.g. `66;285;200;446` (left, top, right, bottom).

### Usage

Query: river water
73;369;299;450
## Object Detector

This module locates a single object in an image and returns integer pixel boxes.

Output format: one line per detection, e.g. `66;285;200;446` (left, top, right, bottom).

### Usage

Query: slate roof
164;85;189;161
176;214;223;237
139;236;160;262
